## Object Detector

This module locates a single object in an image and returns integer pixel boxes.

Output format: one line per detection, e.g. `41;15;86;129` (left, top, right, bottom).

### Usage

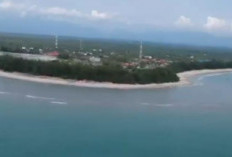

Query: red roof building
45;51;60;57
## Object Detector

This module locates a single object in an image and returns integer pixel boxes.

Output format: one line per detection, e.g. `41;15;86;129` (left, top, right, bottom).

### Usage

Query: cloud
0;1;12;9
175;16;193;27
174;16;232;34
204;16;227;31
0;1;113;21
91;10;111;20
0;1;25;10
40;7;83;17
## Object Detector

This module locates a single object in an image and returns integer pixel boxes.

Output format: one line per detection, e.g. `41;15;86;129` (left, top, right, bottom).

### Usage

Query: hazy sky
1;0;232;43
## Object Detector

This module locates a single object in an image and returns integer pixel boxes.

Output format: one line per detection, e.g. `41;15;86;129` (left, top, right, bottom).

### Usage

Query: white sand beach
0;69;232;89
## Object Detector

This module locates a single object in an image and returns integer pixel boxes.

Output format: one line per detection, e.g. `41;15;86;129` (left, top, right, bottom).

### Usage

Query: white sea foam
50;101;68;105
141;102;150;106
141;102;174;107
25;95;55;100
155;104;174;107
0;91;10;94
194;73;228;86
197;73;226;81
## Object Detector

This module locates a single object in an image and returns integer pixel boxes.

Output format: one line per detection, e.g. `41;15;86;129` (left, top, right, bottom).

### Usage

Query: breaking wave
197;73;226;81
0;91;10;94
155;104;174;107
50;101;68;105
141;102;173;107
25;95;55;100
141;102;150;106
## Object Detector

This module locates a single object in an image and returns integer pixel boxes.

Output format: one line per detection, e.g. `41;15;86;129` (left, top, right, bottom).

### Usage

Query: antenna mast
55;35;58;49
139;41;143;61
79;40;82;52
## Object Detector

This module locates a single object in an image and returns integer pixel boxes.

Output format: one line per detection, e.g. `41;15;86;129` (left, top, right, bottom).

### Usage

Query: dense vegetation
2;32;232;61
0;56;179;84
0;55;232;84
1;33;232;84
170;61;232;73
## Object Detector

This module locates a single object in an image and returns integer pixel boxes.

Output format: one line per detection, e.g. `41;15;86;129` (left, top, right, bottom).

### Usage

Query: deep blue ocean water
0;73;232;157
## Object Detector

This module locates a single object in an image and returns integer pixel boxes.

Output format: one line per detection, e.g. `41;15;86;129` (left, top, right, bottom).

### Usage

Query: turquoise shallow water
1;73;232;157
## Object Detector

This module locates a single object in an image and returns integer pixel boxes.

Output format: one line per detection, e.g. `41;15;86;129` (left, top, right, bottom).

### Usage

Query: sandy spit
0;69;232;89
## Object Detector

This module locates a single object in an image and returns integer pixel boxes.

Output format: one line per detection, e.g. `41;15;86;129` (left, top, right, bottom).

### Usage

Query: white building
89;56;102;66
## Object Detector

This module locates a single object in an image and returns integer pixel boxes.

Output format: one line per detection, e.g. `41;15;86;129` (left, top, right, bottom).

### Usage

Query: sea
0;72;232;157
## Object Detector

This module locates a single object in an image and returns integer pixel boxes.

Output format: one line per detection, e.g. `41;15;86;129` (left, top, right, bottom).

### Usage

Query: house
144;56;153;59
89;56;102;66
45;51;60;57
89;56;101;62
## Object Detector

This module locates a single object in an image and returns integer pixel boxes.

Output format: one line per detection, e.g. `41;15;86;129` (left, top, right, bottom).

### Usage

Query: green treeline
170;61;232;73
1;56;232;84
0;56;179;84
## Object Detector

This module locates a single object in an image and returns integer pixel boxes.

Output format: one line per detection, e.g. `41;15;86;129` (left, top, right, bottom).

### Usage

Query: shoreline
0;69;232;89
